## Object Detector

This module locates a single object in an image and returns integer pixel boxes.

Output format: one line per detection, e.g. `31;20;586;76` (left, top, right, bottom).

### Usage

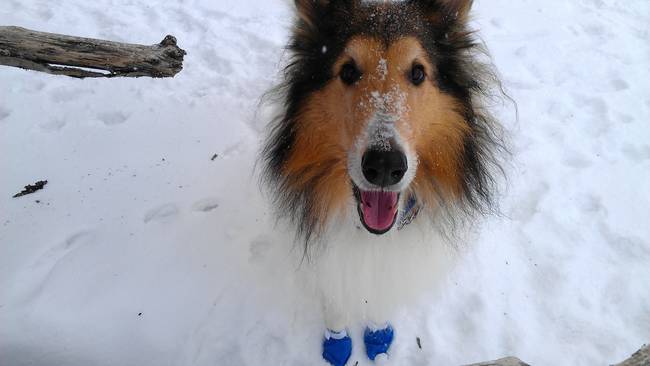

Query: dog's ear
293;0;357;45
415;0;473;25
440;0;473;21
294;0;327;30
294;0;356;25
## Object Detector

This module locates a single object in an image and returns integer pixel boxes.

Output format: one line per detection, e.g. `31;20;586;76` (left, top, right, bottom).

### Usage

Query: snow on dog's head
262;0;504;243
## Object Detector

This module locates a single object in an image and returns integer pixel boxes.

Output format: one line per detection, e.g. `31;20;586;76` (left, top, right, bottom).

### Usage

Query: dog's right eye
340;62;362;85
410;64;426;86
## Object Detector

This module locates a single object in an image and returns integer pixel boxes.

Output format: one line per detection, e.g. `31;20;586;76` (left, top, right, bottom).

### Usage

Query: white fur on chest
301;212;458;330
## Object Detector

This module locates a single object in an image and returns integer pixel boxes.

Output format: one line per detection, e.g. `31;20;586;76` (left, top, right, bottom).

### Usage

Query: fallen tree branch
462;344;649;366
613;344;649;366
464;357;529;366
0;26;186;78
12;180;48;198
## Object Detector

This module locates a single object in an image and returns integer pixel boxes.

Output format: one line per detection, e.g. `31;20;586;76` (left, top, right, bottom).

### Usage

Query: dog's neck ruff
397;194;419;230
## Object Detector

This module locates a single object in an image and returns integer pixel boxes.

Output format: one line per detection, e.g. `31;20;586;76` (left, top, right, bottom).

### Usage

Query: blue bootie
364;325;394;361
322;329;352;366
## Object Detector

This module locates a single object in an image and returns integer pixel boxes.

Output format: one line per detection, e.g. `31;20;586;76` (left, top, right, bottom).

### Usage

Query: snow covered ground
1;0;649;365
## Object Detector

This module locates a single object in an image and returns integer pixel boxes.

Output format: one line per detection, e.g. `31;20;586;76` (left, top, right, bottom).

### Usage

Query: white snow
377;58;388;81
1;1;649;366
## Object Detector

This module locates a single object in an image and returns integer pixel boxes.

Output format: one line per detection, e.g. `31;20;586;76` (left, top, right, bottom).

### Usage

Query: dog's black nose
361;149;408;187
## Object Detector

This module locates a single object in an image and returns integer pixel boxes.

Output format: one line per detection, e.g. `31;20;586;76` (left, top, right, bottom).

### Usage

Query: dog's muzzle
353;140;408;235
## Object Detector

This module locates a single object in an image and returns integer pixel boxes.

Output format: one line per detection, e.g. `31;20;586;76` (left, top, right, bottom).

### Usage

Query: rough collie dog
261;0;504;364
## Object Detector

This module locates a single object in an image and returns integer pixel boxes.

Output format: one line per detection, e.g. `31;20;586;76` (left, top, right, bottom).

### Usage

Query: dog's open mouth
353;185;400;235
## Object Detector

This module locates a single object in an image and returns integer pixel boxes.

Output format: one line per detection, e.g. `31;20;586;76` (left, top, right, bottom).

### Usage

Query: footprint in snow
621;144;650;163
562;148;592;170
618;113;634;124
13;230;95;306
509;182;550;223
98;111;129;126
50;87;92;103
37;7;54;21
39;118;67;132
514;46;528;58
0;106;11;121
582;23;610;40
249;237;271;263
489;18;502;29
575;194;605;214
610;78;629;91
33;231;93;268
144;203;179;223
191;197;220;213
571;94;610;137
599;221;650;261
21;80;46;93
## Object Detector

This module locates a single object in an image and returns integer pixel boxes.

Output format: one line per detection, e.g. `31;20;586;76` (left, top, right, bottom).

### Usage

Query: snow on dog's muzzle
348;103;417;235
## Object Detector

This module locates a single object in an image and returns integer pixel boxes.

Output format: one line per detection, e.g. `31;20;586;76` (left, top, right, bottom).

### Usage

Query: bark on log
613;345;650;366
461;345;650;366
0;26;186;78
464;357;529;366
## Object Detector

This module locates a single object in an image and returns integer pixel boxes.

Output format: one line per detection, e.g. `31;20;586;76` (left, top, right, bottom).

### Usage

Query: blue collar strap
397;194;419;230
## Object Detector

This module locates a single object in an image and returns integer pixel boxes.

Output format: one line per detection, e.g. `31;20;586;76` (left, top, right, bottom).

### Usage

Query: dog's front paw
364;325;394;362
322;329;352;366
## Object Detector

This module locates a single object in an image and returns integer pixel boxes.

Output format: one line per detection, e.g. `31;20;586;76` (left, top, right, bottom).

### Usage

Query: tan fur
283;36;469;227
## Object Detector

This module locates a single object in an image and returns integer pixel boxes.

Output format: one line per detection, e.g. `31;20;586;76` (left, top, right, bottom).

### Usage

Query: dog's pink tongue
361;191;398;232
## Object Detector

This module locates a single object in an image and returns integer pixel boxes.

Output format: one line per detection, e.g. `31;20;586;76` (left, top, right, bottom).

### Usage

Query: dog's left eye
340;62;362;85
410;64;426;86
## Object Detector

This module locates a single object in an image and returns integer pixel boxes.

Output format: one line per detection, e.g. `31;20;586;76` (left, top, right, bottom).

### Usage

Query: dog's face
293;35;469;234
263;0;501;241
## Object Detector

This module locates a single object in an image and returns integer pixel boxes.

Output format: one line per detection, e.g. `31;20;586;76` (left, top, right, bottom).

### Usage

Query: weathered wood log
613;344;650;366
0;26;186;78
464;357;529;366
461;344;650;366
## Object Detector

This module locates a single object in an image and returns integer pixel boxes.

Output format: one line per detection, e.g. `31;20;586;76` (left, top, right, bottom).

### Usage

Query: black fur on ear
292;0;357;51
411;0;473;26
293;0;357;28
294;0;327;32
440;0;473;20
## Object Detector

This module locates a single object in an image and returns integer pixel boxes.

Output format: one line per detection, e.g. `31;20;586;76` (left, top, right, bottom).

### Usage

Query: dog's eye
410;64;426;86
340;62;362;85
